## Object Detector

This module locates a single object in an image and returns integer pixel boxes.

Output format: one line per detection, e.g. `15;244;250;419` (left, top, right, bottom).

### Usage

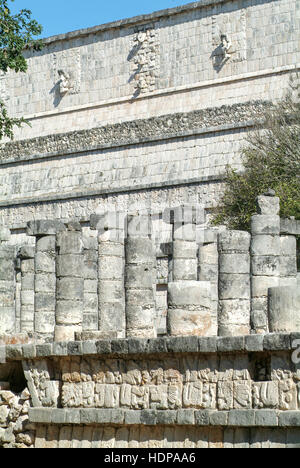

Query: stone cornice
39;0;231;46
28;408;300;428
1;333;297;362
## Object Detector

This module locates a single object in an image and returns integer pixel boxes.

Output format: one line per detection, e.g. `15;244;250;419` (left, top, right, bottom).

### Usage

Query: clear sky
9;0;195;39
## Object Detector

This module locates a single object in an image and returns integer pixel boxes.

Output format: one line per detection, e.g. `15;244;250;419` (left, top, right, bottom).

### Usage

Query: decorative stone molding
0;100;273;164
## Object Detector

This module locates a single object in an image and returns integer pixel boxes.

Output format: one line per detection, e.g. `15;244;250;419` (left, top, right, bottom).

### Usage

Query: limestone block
35;312;56;334
198;243;218;265
127;214;152;239
168;281;212;336
280;256;297;277
256;195;280;215
163;204;205;227
218;299;250;336
27;220;66;236
251;276;280;297
0;308;15;335
251;215;280;236
125;265;154;289
173;258;198;281
56;301;84;325
56;254;84;278
36;236;56;252
34;273;56;293
55;325;80;342
0;257;15;281
198;263;219;281
280;236;297;256
268;286;300;333
168;281;211;308
18;246;35;259
218;231;251;252
251;297;268;331
251;256;280;276
251;235;281;256
125;237;154;264
99;281;125;303
56;278;84;301
219;274;250;300
35;293;56;312
173;240;198;259
219;253;250;274
35;252;56;274
173;224;196;242
98;242;124;258
56;231;84;254
98;256;124;281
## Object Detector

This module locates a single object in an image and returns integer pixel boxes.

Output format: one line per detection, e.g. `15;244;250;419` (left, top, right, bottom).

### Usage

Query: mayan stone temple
0;0;299;449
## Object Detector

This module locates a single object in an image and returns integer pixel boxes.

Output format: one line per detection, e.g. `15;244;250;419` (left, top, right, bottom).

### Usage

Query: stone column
82;229;99;332
167;205;212;337
268;286;300;333
27;220;65;342
125;214;156;338
94;211;126;339
18;246;35;334
279;235;298;286
218;230;251;336
55;223;84;342
198;233;219;337
250;193;281;334
0;227;16;335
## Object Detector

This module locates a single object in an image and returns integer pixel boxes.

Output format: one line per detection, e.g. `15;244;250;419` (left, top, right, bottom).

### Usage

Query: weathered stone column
82;229;99;331
125;213;156;338
279;235;298;286
0;228;16;335
27;220;65;342
268;286;300;333
250;193;281;334
167;205;212;337
92;211;126;339
218;230;251;336
18;246;35;334
198;231;219;336
55;223;84;342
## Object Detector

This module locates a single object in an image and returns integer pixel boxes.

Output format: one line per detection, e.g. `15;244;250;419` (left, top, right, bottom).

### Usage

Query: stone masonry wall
2;0;298;141
0;0;298;231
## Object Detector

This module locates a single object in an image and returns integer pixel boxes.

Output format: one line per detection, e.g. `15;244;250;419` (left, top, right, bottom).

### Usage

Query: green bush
212;75;300;268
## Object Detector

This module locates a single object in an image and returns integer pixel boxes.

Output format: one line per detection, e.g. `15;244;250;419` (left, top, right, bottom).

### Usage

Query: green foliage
0;0;43;139
212;74;300;232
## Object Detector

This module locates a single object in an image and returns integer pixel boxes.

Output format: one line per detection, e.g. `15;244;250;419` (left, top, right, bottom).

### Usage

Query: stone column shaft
19;246;35;334
198;241;219;336
0;245;16;335
167;204;212;337
125;214;156;338
251;194;280;334
218;230;251;336
55;226;84;342
83;231;99;331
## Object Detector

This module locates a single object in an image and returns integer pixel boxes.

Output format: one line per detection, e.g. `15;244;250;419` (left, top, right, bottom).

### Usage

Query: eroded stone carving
58;70;72;96
130;25;159;94
220;34;232;60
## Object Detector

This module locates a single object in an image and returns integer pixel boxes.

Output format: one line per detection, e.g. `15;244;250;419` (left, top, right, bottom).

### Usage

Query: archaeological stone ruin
0;0;299;449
